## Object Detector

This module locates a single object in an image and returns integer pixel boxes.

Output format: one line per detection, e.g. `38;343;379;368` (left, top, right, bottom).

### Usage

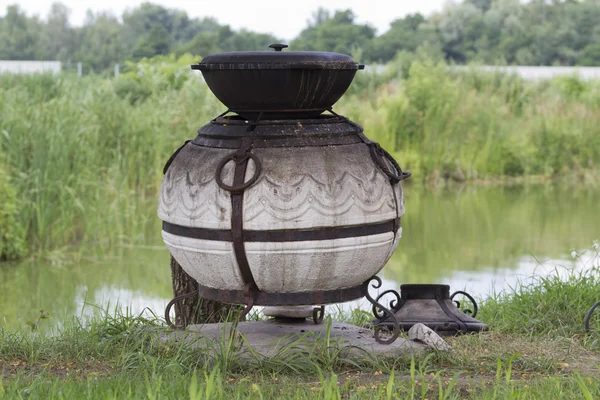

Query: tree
39;2;74;62
0;5;41;60
580;42;600;66
290;8;375;55
132;23;170;59
74;11;126;72
367;13;437;62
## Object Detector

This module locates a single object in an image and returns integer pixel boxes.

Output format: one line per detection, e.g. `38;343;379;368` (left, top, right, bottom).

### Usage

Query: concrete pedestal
161;319;427;359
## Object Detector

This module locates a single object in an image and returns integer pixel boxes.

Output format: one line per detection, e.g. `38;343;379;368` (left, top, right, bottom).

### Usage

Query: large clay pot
158;115;408;305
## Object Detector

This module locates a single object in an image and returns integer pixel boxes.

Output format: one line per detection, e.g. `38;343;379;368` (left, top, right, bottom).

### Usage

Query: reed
339;59;600;183
1;56;599;258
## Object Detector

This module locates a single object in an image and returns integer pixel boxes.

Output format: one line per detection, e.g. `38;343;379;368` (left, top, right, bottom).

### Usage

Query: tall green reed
0;65;221;259
2;56;599;259
338;59;600;182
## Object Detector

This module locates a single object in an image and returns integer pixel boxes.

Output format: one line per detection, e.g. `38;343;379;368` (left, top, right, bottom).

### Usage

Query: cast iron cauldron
192;44;364;120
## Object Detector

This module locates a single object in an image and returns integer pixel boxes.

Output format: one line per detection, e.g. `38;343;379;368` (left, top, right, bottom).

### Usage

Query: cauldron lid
192;43;364;71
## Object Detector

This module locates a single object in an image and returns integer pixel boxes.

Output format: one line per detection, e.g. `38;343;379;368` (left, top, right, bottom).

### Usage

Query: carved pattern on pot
243;169;395;224
159;144;404;231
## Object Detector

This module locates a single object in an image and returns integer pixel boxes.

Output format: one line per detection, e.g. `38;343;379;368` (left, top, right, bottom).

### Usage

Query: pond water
1;183;599;332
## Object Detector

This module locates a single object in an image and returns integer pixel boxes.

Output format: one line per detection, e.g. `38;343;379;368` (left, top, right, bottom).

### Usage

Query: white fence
451;65;600;80
368;64;600;80
0;60;62;75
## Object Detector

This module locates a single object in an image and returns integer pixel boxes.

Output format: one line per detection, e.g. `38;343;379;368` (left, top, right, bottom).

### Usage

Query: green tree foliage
1;0;600;69
291;8;375;54
0;5;41;59
366;14;437;62
132;24;171;59
73;11;126;72
580;42;600;66
177;26;279;57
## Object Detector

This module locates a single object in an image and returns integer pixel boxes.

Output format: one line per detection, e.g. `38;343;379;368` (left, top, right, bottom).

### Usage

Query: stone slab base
160;319;427;359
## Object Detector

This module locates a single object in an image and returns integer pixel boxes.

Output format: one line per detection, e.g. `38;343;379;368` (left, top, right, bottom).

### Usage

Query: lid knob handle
269;43;288;52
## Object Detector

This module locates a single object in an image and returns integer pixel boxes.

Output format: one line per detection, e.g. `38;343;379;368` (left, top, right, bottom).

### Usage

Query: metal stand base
164;275;401;344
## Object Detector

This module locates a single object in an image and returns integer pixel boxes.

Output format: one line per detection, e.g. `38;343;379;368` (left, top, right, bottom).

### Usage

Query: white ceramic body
158;143;404;293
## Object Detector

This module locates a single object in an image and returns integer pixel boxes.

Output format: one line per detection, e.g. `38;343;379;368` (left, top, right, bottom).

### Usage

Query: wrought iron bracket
451;290;479;318
363;276;401;344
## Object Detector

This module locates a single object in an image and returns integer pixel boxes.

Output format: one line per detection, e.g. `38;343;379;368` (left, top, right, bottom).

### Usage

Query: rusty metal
373;289;402;319
363;276;400;344
357;132;411;184
197;282;365;306
238;286;255;320
228;138;259;295
162;219;399;242
215;152;262;192
312;305;326;324
164;289;200;328
193;134;363;149
451;290;479;318
372;284;488;336
194;111;364;149
585;301;600;332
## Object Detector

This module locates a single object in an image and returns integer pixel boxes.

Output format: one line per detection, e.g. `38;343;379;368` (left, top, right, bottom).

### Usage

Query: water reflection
1;184;598;331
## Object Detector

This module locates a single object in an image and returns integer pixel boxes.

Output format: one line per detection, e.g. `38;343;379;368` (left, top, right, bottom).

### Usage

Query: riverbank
2;261;600;399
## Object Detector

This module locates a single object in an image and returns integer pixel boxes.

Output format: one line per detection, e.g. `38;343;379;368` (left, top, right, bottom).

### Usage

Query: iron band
191;133;363;149
162;218;400;242
196;282;365;306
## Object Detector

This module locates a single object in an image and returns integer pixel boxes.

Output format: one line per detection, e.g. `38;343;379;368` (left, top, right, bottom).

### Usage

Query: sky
1;0;447;39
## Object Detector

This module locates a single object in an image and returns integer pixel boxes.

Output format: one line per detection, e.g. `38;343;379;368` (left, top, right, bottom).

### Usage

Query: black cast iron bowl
192;48;364;120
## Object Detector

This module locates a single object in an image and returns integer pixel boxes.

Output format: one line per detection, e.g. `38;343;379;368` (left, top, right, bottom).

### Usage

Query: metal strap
229;138;259;294
162;219;399;242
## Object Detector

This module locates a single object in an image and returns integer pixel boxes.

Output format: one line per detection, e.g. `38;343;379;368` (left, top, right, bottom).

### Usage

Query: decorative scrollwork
375;289;402;316
164;289;200;329
362;276;400;345
450;290;478;318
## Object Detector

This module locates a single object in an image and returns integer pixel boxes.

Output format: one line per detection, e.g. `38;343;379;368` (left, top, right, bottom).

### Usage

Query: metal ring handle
585;301;600;332
215;152;262;193
450;290;478;318
369;144;411;183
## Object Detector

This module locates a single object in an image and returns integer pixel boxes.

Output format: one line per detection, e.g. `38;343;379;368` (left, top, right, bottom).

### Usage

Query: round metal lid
192;43;364;71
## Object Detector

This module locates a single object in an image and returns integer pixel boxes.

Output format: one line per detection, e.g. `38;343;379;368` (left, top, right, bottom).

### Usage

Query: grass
2;254;600;398
479;244;600;339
